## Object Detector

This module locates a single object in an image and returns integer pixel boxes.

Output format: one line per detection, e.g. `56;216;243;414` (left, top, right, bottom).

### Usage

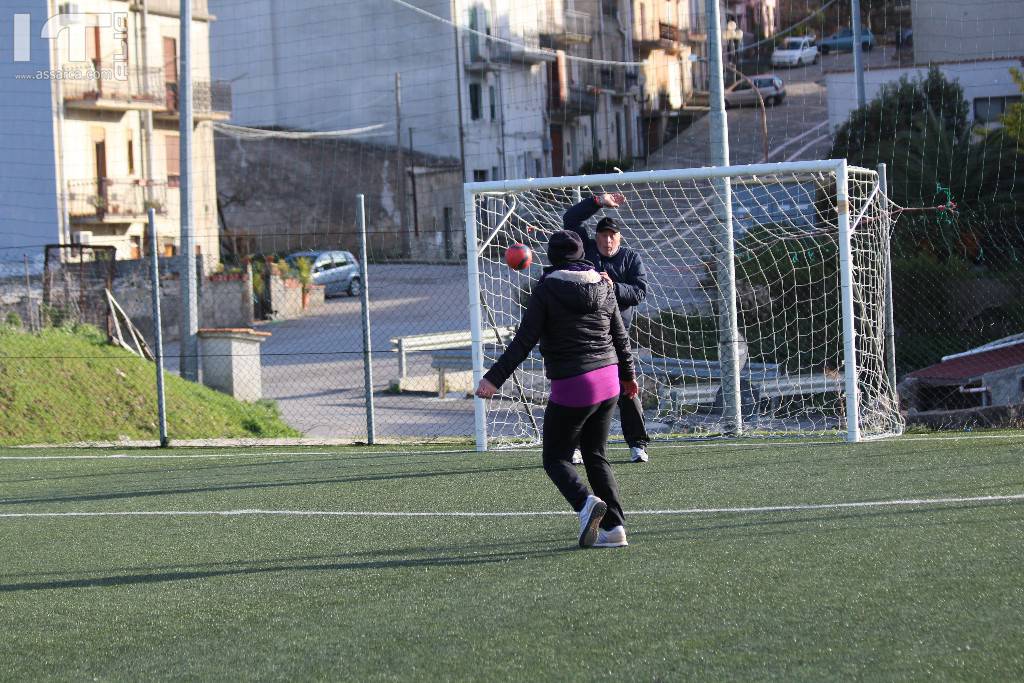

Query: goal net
465;160;905;449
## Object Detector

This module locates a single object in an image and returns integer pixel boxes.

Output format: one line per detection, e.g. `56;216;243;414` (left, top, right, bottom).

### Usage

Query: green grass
0;325;299;446
0;435;1022;680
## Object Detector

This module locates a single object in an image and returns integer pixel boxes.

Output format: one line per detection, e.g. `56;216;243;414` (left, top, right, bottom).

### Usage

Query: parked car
819;27;875;54
771;36;818;67
285;250;362;297
724;75;786;107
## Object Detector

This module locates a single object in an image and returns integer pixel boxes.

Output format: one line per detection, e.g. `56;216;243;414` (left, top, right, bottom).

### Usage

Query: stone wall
215;134;463;262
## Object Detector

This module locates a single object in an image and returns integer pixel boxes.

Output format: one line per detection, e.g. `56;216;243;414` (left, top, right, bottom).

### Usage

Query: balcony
156;80;232;121
62;65;165;112
128;0;214;21
68;179;168;223
549;84;599;119
540;9;593;48
635;22;684;54
464;34;554;72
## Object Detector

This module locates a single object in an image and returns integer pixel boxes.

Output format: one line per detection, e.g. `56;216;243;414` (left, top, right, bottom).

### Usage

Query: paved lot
647;46;901;169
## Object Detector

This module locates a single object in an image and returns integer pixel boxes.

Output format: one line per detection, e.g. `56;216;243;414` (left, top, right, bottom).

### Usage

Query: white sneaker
630;446;649;463
571;448;583;465
577;495;607;548
594;525;628;548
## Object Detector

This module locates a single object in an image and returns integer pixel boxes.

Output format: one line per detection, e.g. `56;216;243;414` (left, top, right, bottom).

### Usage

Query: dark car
285;250;362;297
819;27;875;54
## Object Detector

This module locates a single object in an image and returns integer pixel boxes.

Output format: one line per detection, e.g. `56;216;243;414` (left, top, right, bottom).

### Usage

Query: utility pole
139;0;157;254
706;0;742;435
451;0;468;184
178;0;199;381
395;72;410;257
851;0;867;109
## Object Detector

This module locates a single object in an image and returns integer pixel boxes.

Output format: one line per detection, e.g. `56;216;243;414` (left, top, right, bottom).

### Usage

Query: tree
1000;67;1024;144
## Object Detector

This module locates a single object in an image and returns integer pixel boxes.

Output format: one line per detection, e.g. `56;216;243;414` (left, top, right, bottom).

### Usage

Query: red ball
504;244;532;271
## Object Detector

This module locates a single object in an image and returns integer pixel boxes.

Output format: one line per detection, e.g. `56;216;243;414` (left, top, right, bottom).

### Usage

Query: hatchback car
819;27;875;54
771;36;818;67
724;75;786;107
286;250;362;297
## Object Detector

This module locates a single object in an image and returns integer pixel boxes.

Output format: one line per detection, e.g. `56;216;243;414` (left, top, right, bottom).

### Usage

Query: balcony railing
549;84;599;117
67;179;168;221
129;0;211;19
464;33;553;71
540;8;593;47
636;21;685;53
61;65;164;108
163;80;232;117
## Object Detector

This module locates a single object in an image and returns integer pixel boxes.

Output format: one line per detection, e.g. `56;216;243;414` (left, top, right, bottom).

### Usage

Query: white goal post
464;160;904;451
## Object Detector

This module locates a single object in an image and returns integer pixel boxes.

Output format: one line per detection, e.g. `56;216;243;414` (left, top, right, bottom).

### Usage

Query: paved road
162;264;481;440
647;46;900;169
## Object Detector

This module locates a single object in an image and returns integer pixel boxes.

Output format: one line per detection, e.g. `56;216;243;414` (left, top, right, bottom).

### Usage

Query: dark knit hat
547;230;585;265
596;217;621;233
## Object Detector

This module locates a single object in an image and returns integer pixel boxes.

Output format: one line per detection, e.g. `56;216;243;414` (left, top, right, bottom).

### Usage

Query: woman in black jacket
475;230;638;548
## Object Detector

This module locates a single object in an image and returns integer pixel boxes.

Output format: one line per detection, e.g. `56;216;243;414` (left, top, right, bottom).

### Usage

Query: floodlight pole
706;0;743;435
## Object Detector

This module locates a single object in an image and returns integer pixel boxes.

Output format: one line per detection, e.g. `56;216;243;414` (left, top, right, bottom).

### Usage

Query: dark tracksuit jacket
562;196;648;329
483;267;634;527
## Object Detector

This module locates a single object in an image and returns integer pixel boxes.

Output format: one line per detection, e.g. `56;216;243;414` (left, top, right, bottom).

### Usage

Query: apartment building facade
0;0;227;261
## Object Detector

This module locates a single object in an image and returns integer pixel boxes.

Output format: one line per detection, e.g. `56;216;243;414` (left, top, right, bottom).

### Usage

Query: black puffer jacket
483;269;635;389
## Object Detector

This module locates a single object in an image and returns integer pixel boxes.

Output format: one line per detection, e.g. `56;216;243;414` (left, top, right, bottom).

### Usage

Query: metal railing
67;179;168;220
164;80;232;115
130;0;210;18
61;65;164;106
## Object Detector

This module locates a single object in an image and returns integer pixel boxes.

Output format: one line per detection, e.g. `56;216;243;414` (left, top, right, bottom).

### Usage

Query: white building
209;0;647;180
825;58;1023;132
0;0;226;261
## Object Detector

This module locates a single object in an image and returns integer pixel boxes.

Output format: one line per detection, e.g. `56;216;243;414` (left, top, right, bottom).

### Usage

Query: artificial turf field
0;434;1022;681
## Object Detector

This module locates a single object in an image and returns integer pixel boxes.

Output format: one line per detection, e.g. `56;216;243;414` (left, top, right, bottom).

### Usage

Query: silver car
286;250;362;297
724;75;786;107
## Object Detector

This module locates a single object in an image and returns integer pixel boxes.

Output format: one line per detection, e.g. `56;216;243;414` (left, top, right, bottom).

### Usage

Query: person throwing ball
563;192;651;463
476;230;636;548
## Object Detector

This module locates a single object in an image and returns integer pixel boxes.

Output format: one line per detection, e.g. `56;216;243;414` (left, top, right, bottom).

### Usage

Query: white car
771;36;818;67
724;75;786;107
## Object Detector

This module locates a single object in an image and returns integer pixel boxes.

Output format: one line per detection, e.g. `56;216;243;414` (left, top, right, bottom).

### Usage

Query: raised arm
562;192;626;244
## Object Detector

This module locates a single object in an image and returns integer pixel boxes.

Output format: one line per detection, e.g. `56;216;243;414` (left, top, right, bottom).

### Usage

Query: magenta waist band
548;364;620;408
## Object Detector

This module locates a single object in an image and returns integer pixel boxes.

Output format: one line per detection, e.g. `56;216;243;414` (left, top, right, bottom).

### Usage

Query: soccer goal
464;160;905;450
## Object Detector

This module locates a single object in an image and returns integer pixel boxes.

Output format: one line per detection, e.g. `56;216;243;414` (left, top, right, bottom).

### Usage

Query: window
535;158;542;177
489;85;496;120
491;166;499;181
469;82;482;120
473;169;488;182
974;96;1022;125
165;135;180;187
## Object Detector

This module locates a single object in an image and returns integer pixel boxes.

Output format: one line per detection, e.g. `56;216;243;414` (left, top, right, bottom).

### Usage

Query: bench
658;373;844;412
391;327;515;379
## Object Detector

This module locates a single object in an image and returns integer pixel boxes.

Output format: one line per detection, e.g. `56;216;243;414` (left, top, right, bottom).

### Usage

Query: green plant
293;257;312;293
999;67;1024;144
4;311;22;328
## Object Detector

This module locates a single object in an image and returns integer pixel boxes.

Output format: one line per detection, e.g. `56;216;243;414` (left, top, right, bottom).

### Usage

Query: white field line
766;120;828;161
0;432;1021;460
1;493;1021;519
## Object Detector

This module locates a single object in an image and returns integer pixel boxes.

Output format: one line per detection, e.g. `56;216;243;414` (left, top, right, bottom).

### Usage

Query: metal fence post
148;208;168;447
357;194;376;444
